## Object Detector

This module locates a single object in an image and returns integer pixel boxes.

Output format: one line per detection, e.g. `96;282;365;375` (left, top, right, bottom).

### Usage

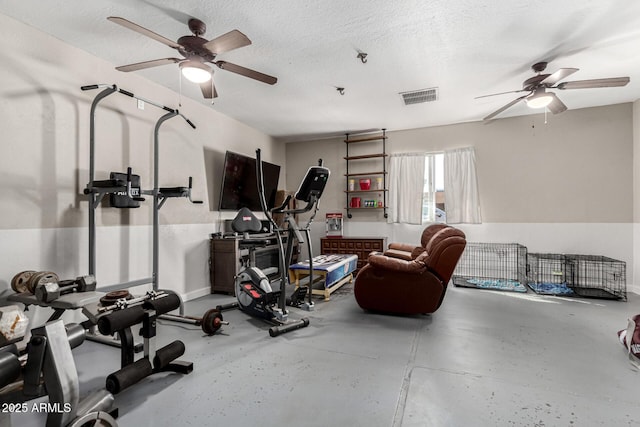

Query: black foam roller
142;292;181;316
0;344;19;357
153;340;185;370
0;351;21;388
269;318;310;337
106;358;153;394
98;305;146;335
216;302;239;311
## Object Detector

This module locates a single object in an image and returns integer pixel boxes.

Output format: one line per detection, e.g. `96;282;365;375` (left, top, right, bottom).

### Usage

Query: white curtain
423;154;436;222
444;147;481;224
387;153;425;225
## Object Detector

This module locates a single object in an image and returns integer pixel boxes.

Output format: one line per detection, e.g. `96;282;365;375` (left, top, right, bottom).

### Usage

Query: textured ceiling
2;0;640;141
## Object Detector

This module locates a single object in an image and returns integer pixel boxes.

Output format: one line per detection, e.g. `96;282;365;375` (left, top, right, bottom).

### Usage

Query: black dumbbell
35;275;97;303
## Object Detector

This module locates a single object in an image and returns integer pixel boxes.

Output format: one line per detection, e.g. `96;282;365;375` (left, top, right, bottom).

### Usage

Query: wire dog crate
453;242;528;292
527;253;574;296
527;253;626;300
565;254;626;301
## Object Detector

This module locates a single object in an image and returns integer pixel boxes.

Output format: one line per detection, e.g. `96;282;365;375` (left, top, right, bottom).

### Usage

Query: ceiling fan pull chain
178;67;183;107
544;108;548;124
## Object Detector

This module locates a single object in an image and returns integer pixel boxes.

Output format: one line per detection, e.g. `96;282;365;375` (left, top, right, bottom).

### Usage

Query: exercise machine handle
271;194;292;214
126;167;145;202
182;115;196;129
188;176;203;204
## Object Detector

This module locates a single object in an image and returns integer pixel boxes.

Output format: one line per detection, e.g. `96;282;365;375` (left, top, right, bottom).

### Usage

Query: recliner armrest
368;253;427;274
383;249;414;261
385;245;426;261
388;242;417;252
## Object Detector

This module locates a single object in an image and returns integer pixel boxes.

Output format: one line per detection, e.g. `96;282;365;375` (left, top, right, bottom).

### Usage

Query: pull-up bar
82;84;198;291
81;84;196;129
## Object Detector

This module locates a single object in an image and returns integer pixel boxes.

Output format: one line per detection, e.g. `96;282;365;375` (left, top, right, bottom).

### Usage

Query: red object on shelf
350;197;361;208
359;179;371;190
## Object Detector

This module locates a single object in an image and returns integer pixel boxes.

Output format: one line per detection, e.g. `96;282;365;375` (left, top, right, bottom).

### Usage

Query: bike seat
231;207;263;234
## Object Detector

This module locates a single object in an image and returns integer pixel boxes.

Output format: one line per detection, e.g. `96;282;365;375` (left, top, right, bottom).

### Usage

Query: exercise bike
231;149;329;337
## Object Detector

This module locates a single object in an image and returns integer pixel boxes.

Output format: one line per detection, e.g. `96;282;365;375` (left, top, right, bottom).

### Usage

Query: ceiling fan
477;61;629;121
107;16;277;99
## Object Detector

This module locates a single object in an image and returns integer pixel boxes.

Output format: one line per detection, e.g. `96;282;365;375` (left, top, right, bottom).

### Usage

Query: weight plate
201;309;223;335
10;270;36;293
27;272;45;294
28;271;59;294
100;290;132;306
66;410;118;427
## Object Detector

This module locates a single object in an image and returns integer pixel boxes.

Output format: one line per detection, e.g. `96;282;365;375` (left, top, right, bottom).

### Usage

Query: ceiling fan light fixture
180;61;211;83
526;88;553;109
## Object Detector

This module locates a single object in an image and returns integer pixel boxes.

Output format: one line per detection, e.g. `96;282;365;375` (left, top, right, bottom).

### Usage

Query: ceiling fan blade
108;16;182;50
546;93;567;115
540;68;578;86
556;77;630;90
483;94;530;121
116;58;181;72
214;61;277;85
202;29;252;54
475;89;528;99
200;80;219;99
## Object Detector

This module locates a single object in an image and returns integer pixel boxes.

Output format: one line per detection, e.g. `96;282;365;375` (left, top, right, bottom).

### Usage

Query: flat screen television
218;150;281;212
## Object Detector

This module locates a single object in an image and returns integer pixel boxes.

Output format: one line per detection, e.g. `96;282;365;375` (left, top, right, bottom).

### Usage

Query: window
422;153;445;223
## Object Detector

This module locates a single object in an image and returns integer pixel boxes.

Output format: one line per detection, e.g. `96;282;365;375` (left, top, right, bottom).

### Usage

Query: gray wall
286;103;633;223
285;104;636;292
0;13;283;300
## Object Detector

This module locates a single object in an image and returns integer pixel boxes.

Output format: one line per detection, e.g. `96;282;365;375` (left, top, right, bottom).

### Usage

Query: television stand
209;233;296;295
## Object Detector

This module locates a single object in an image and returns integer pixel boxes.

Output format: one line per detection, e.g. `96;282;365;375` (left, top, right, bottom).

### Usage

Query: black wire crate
452;242;528;292
526;253;574;296
565;254;626;301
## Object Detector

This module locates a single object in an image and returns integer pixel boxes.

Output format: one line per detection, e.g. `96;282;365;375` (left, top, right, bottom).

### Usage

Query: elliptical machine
233;149;329;337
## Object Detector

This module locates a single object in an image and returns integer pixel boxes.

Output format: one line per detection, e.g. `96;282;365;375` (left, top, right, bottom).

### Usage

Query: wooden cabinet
210;238;241;295
321;237;387;272
210;234;297;295
344;129;388;219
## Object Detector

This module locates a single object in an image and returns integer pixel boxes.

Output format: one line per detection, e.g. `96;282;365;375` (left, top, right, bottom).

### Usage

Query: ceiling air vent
400;87;439;105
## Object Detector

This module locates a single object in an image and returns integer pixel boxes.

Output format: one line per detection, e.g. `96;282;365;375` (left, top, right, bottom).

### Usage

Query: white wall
0;13;285;306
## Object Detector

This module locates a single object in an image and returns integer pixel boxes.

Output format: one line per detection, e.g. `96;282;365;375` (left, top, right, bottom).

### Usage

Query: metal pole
345;133;350;218
382;128;387;218
152;111;178;291
87;86;117;275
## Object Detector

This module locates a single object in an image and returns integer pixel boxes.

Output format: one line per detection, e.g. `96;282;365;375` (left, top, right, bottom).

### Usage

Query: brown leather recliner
383;223;449;261
354;226;467;314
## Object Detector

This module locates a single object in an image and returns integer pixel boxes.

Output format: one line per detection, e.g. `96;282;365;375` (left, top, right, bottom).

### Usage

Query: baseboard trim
182;287;212;303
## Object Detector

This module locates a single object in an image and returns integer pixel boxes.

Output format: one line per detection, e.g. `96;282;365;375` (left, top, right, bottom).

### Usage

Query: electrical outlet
137;99;145;110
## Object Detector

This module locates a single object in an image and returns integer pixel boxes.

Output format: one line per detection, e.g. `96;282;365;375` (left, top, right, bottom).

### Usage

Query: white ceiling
2;0;640;142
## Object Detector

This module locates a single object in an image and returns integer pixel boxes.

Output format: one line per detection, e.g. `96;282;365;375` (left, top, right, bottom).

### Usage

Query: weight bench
289;254;358;301
7;291;142;351
8;291;105;323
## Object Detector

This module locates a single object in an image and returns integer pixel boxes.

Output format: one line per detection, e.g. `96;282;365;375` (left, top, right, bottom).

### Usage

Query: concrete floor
7;283;640;427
